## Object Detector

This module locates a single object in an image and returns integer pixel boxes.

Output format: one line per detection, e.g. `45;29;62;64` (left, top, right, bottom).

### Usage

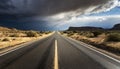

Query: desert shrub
67;33;74;36
64;31;73;34
26;31;39;37
39;34;42;36
63;31;67;33
60;32;64;34
106;33;120;42
79;31;94;38
72;31;78;33
2;38;10;41
9;33;19;37
67;31;74;36
45;32;49;34
12;38;16;40
92;31;103;37
80;39;91;43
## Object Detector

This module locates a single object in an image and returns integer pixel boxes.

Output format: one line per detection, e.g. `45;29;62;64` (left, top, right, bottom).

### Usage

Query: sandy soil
64;33;120;50
0;33;53;50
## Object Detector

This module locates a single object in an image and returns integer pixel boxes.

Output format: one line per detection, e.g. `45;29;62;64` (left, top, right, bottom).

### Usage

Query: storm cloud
0;0;118;17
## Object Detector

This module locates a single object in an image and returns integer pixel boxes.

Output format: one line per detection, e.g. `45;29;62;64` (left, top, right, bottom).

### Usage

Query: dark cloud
0;0;118;17
0;18;56;31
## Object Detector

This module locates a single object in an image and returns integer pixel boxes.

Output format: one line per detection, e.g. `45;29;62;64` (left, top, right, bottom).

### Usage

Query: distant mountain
68;23;120;31
0;26;11;31
112;23;120;30
68;26;104;31
0;26;19;31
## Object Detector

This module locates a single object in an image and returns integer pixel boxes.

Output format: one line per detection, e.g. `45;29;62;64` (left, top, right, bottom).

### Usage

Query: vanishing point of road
0;32;120;69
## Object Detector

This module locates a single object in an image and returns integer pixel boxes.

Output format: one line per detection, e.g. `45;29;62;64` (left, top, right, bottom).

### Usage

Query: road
0;32;120;69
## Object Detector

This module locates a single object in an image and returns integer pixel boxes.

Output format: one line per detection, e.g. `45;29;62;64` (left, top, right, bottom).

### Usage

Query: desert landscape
0;26;51;50
61;23;120;55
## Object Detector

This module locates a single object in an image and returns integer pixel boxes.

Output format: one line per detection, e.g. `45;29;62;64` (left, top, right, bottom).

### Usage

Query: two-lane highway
0;32;120;69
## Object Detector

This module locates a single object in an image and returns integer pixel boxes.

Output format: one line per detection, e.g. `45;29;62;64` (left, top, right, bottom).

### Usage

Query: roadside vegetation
0;27;52;50
61;30;120;55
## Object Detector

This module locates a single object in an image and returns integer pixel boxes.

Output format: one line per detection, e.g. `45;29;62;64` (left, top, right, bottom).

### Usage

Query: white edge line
0;44;28;56
86;45;120;63
68;37;120;63
0;34;53;56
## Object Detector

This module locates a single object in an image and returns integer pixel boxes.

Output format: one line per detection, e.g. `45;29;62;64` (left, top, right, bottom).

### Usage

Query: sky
0;0;120;31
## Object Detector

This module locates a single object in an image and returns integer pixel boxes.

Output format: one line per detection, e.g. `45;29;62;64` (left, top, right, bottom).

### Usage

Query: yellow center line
54;40;59;69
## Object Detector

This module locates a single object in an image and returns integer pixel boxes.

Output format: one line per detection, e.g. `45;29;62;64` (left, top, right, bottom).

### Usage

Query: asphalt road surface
0;32;120;69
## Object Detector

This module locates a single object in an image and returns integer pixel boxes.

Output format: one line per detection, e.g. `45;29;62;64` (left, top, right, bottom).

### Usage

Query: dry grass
0;33;52;50
106;42;120;48
0;27;52;50
61;31;120;55
87;34;106;44
0;37;33;49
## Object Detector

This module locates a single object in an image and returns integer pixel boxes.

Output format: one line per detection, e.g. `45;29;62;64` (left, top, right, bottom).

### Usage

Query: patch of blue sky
89;7;120;16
